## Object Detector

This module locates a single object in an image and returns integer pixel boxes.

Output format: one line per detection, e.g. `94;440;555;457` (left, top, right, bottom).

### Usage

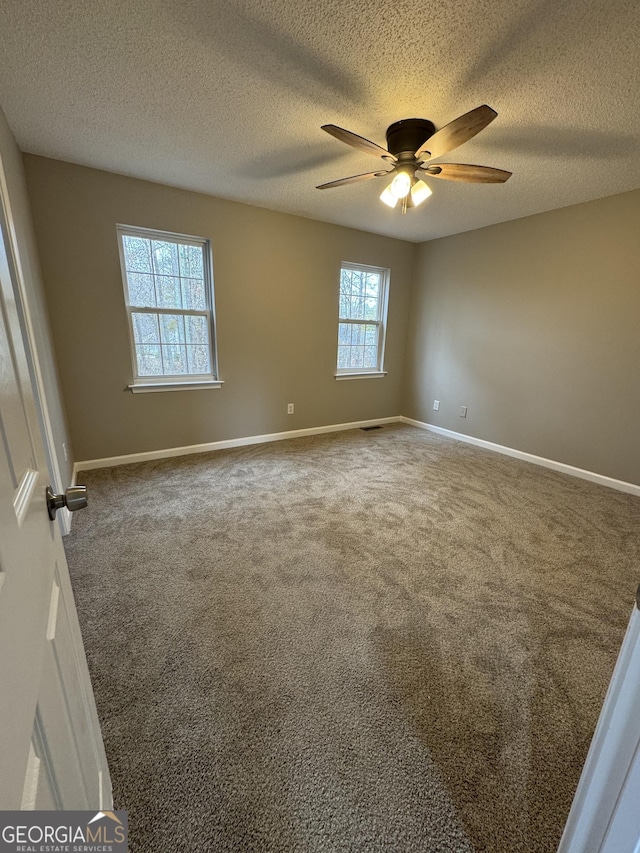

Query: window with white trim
336;262;389;378
117;225;220;392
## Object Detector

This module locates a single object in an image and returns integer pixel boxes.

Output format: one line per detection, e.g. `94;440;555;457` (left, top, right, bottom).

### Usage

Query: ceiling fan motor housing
386;119;436;159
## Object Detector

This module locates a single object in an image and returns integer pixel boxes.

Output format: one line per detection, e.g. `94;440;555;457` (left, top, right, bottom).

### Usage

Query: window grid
337;264;388;373
117;226;217;384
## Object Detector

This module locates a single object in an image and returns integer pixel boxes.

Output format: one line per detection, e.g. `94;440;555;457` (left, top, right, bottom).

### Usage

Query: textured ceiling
1;0;639;242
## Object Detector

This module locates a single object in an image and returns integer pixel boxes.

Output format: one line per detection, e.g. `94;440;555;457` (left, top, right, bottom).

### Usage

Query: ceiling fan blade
415;105;498;161
322;125;396;161
316;171;390;190
422;163;512;183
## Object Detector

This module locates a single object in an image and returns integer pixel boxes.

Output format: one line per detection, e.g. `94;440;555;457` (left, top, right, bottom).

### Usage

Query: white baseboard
73;416;402;474
72;414;640;497
401;417;640;497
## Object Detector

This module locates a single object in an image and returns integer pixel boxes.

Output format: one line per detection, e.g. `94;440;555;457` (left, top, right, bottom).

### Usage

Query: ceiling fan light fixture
379;185;399;208
389;171;412;199
410;179;432;207
381;172;431;211
318;105;510;213
380;168;415;208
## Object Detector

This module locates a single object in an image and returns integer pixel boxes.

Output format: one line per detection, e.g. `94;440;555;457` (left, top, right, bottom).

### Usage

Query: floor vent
360;425;383;431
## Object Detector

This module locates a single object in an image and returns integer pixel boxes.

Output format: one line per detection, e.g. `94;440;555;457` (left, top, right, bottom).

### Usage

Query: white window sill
334;371;387;381
129;380;224;393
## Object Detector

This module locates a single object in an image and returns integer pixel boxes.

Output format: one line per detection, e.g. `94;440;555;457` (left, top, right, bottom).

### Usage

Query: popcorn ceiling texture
64;424;640;852
1;0;639;241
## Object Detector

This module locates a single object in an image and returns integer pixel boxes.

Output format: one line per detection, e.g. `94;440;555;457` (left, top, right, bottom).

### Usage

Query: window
117;225;221;392
336;262;389;379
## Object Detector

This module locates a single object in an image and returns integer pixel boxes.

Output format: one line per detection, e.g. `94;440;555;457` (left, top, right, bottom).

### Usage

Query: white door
558;602;640;853
0;190;111;809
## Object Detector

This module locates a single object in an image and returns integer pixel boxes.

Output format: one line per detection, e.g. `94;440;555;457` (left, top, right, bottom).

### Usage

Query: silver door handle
46;485;88;520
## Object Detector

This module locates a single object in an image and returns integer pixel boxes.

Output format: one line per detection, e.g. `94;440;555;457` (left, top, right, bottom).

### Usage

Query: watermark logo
0;810;128;852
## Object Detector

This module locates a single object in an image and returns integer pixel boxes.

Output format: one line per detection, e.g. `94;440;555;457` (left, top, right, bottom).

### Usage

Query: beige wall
0;110;73;487
23;156;416;462
403;189;640;485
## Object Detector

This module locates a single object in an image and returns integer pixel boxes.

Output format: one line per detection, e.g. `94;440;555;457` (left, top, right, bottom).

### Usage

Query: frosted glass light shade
389;171;412;199
379;185;399;208
411;180;432;207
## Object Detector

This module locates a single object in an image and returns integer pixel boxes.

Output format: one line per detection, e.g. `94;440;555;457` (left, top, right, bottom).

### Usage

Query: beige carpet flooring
64;424;640;852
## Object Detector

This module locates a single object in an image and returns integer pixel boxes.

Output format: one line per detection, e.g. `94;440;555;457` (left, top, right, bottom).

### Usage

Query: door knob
46;485;88;520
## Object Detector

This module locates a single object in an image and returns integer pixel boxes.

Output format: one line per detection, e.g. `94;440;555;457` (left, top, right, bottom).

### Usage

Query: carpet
64;424;640;852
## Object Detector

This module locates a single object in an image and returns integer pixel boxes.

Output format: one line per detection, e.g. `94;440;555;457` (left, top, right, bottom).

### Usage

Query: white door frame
0;151;71;535
558;592;640;852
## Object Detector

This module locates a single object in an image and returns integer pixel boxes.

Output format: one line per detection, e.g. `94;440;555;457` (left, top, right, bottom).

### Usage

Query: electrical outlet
433;400;440;411
460;406;468;418
287;403;294;415
62;442;68;462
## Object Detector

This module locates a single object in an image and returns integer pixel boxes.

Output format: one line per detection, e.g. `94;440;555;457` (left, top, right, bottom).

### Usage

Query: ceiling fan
316;105;511;213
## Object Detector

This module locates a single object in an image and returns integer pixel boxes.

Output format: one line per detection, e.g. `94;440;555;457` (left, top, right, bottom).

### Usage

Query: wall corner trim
74;416;403;472
401;418;640;497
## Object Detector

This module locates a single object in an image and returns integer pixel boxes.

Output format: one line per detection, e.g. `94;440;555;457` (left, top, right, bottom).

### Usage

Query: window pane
351;325;365;346
136;344;162;376
350;271;364;297
159;314;185;345
337;346;350;369
156;276;182;309
187;345;211;374
182;278;207;310
132;312;159;344
185;315;208;345
343;296;355;319
123;236;152;273
162;344;188;374
338;323;351;345
363;297;379;321
128;273;156;307
351;347;364;368
339;294;351;319
365;324;378;345
365;273;380;297
364;346;378;368
344;298;360;320
152;240;180;277
178;244;204;279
